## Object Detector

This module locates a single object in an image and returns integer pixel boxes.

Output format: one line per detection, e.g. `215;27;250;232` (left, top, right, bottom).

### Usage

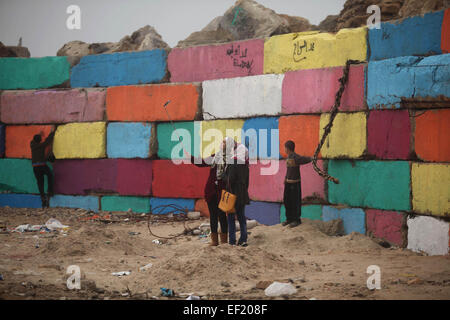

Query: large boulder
176;0;314;48
57;25;170;57
398;0;449;17
0;41;30;57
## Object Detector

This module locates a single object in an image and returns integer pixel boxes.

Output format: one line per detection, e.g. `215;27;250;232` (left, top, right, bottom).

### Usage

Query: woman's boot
219;233;228;244
209;232;219;246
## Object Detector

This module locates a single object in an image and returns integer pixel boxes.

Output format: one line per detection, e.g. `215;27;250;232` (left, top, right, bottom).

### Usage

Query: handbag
218;189;236;214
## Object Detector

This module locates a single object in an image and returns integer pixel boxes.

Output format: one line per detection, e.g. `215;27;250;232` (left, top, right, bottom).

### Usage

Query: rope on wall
312;59;363;184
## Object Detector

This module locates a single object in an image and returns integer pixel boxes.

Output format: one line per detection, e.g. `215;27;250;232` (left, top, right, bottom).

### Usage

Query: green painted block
280;205;323;223
101;196;150;213
157;121;201;159
328;160;411;211
0;159;50;194
0;57;70;90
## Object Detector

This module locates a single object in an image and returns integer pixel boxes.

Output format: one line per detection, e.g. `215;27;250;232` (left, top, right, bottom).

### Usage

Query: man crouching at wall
30;129;55;208
282;140;312;228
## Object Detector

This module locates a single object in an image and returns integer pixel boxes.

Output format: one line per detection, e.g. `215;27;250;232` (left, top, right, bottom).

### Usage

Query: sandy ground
0;207;449;300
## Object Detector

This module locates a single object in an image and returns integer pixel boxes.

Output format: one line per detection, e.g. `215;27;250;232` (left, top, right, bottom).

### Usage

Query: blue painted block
107;122;152;158
50;195;99;212
369;10;444;61
242;117;280;160
0;124;4;157
149;198;195;215
0;194;42;208
367;54;450;109
71;49;168;87
245;201;281;226
322;206;366;235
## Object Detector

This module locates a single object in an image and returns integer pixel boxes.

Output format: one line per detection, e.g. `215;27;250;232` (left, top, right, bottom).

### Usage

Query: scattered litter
128;232;140;236
0;274;3;281
111;271;131;277
264;282;297;297
121;293;129;297
45;218;69;231
139;263;153;272
152;239;162;245
124;218;130;222
186;295;200;300
309;297;317;300
192;229;201;235
160;288;174;297
33;235;40;248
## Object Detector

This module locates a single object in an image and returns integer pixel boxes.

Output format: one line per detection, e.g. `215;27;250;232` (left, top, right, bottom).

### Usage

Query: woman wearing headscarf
224;142;250;247
186;137;236;246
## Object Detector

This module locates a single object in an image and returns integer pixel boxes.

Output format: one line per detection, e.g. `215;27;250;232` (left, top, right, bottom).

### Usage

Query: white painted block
202;74;284;120
407;215;449;256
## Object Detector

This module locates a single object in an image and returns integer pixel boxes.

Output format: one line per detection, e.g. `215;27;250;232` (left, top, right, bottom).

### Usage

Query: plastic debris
152;239;162;245
264;282;297;297
160;288;174;297
45;218;69;231
187;211;201;220
139;263;153;271
111;271;131;277
186;295;200;300
0;274;3;281
128;232;140;236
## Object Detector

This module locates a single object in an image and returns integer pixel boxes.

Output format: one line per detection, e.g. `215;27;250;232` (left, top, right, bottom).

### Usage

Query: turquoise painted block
0;194;42;208
101;196;150;213
107;122;152;158
71;50;168;87
328;160;411;211
280;205;323;223
157;121;201;159
367;54;450;109
149;198;195;214
369;10;444;61
322;206;366;235
242;117;280;159
0;57;70;90
50;195;99;212
0;159;50;194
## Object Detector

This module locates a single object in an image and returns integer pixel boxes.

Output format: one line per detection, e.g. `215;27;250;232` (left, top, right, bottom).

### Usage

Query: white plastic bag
45;218;69;231
264;282;297;297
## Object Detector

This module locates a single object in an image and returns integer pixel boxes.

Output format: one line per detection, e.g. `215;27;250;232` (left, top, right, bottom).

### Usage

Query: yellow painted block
53;122;106;159
264;27;367;74
200;119;244;157
412;163;450;217
319;113;366;158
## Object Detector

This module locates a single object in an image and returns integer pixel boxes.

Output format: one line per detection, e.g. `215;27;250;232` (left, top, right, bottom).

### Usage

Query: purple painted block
117;159;152;196
53;159;117;195
245;201;281;226
0;89;105;124
368;110;411;160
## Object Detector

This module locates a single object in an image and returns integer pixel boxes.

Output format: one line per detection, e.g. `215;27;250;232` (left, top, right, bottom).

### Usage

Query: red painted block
6;125;54;159
0;89;105;124
249;160;326;202
442;8;450;53
415;109;450;162
168;39;264;82
117;159;152;196
282;64;366;114
195;199;210;218
367;110;411;160
152;160;210;198
53;159;118;195
366;209;406;247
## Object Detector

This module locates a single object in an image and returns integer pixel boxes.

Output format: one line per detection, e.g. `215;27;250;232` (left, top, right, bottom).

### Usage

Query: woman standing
224;142;250;247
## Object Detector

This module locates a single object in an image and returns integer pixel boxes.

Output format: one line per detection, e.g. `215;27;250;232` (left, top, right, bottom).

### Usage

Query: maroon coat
192;156;225;205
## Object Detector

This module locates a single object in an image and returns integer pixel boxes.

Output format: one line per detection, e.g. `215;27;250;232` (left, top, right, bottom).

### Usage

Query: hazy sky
0;0;346;57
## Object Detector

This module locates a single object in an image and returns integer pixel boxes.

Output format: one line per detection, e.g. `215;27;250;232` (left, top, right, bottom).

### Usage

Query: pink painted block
117;159;152;196
282;65;366;114
249;160;326;202
368;110;411;160
366;209;406;247
168;39;264;82
0;89;105;124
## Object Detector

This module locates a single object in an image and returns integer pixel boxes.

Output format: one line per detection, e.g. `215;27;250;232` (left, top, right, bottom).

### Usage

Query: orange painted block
442;9;450;53
415;109;450;162
195;199;210;218
106;83;201;122
279;115;320;158
6;125;54;159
